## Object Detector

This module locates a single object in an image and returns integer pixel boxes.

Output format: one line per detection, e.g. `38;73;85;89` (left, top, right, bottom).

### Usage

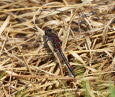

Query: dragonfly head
45;29;53;35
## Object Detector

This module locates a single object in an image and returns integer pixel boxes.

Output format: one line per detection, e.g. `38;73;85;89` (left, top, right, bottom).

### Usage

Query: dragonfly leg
43;35;49;48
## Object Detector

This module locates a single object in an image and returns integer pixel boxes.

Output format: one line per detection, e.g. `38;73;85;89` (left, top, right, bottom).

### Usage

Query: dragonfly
44;29;76;77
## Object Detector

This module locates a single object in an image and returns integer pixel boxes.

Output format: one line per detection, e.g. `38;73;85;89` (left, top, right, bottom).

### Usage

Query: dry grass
0;0;115;97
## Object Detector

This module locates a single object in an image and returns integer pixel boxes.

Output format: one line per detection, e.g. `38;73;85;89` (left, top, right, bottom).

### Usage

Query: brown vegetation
0;0;115;96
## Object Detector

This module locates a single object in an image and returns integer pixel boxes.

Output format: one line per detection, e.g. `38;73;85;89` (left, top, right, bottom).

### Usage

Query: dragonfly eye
45;29;53;35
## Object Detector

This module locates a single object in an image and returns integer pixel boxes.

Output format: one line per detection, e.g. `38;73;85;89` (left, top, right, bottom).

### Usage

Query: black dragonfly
44;29;76;77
